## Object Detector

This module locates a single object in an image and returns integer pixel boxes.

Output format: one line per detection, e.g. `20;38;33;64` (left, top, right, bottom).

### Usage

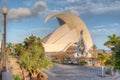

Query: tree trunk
38;71;47;80
101;66;104;77
110;67;116;76
20;65;25;80
31;77;37;80
30;70;47;80
30;71;38;80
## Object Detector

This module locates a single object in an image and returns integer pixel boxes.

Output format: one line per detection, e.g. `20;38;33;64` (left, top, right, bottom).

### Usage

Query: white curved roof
43;13;93;52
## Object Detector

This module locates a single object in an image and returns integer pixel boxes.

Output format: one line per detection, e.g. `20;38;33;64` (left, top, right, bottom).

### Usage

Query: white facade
43;13;93;52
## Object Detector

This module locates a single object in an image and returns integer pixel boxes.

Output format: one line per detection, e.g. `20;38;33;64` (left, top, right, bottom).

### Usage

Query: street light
2;6;8;15
2;5;8;71
1;5;14;80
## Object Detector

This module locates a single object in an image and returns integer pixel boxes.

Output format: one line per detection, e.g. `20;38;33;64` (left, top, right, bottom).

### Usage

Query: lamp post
1;5;14;80
2;5;8;71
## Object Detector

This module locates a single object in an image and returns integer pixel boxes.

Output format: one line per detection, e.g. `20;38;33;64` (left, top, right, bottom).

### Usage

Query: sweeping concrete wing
43;13;93;52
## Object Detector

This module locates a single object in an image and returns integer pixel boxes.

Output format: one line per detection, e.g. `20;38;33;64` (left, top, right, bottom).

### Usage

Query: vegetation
6;33;119;79
13;75;21;80
52;53;70;64
80;60;87;65
52;57;61;64
92;44;97;57
104;34;120;70
7;35;53;80
105;55;115;68
52;53;88;65
97;53;109;77
104;34;120;52
91;44;97;66
61;53;71;64
97;53;109;66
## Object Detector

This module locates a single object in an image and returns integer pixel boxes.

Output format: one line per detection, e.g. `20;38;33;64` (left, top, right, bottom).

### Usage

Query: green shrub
52;58;61;64
80;60;87;65
13;75;21;80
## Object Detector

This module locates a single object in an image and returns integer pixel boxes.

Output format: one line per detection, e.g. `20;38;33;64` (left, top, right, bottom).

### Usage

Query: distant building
43;13;93;55
88;49;112;55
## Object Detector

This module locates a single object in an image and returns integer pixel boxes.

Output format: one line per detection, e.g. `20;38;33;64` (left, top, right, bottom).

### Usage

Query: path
46;64;120;80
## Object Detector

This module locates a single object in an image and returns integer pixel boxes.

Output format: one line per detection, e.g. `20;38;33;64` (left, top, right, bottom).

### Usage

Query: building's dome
43;13;93;52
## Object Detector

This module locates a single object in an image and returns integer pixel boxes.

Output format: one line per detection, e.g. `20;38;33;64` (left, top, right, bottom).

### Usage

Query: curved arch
44;13;93;52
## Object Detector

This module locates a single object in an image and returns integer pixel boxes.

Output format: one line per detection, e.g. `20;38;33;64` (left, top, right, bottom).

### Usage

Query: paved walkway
46;64;120;80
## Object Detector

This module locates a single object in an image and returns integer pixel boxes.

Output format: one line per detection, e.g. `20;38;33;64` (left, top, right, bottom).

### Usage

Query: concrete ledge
2;72;14;80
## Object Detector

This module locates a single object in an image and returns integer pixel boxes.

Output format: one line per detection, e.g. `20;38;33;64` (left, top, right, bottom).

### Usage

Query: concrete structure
43;13;93;53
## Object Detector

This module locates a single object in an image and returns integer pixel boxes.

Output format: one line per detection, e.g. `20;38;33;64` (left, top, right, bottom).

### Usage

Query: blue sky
0;0;120;50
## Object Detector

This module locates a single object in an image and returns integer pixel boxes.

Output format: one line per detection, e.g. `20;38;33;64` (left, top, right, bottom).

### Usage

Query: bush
115;51;120;70
13;75;21;80
52;53;70;64
52;58;61;64
80;60;87;65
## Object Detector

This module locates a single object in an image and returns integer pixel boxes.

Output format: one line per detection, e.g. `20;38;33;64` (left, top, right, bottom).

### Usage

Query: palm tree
19;35;53;80
97;53;109;77
104;34;120;71
104;34;120;52
91;44;97;65
105;54;116;75
92;44;97;57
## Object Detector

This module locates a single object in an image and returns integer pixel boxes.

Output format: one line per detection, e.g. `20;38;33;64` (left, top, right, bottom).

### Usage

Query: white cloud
0;1;47;22
94;25;106;28
46;0;120;15
23;0;35;6
70;9;79;16
8;8;31;19
66;0;83;3
66;0;78;3
34;1;46;8
92;28;107;33
1;0;120;23
89;1;120;14
109;23;120;28
32;1;47;17
91;23;120;35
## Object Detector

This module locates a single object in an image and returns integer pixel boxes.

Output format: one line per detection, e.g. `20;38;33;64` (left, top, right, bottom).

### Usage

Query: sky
0;0;120;50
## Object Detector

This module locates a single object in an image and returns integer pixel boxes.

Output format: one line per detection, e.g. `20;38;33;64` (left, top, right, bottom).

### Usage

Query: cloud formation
91;23;120;35
46;0;120;15
0;1;47;22
0;0;120;22
8;8;31;19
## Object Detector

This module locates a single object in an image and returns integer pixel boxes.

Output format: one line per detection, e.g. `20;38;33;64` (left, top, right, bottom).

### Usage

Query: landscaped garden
2;34;120;80
6;35;53;80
